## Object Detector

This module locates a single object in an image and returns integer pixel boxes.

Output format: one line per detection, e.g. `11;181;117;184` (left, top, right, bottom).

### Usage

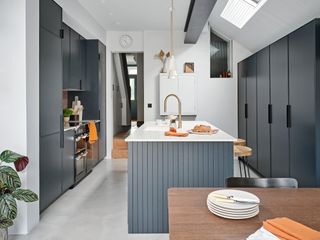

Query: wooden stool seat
234;146;252;157
234;138;246;146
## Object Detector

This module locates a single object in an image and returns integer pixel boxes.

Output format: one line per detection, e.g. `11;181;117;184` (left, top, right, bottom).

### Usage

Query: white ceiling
77;0;190;31
209;0;320;52
77;0;320;52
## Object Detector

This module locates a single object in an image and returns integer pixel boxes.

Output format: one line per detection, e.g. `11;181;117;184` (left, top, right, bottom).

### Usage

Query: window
210;29;232;78
128;66;137;75
130;78;136;101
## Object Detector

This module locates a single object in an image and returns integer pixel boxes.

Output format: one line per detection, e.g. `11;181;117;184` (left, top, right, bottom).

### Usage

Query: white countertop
125;121;236;142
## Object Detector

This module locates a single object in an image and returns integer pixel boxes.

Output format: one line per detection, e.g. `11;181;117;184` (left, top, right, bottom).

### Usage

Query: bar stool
234;145;252;178
234;138;246;146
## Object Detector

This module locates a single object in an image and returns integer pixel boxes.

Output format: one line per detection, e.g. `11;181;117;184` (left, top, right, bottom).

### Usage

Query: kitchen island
126;121;235;233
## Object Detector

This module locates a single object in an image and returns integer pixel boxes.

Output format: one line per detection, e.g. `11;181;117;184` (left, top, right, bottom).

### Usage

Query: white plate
207;199;258;212
207;203;258;216
187;129;219;135
207;190;260;210
208;206;259;219
207;200;258;215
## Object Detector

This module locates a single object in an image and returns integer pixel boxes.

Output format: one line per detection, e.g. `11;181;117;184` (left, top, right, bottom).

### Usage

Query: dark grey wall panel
40;28;62;137
128;141;233;233
270;37;290;177
246;55;258;169
289;21;316;187
257;47;271;177
238;61;247;140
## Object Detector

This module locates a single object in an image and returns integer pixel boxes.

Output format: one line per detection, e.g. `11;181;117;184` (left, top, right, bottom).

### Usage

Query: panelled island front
126;121;235;233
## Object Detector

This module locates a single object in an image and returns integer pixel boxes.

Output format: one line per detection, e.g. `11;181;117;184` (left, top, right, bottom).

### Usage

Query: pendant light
168;0;177;79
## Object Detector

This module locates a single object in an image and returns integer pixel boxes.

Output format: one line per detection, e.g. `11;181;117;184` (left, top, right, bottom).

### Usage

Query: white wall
144;31;252;137
54;0;106;43
105;30;251;156
0;0;39;234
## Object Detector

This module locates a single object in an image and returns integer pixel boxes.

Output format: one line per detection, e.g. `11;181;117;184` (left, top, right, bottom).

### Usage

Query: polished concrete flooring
11;159;168;240
11;158;256;240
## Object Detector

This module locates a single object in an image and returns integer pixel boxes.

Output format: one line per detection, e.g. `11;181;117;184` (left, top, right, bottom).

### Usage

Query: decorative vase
0;228;8;240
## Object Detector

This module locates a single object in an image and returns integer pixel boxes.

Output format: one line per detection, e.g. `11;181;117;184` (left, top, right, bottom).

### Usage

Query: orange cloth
88;121;98;144
263;217;320;240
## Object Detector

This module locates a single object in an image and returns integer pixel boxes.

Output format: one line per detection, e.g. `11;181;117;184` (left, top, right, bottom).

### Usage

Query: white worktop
125;121;235;142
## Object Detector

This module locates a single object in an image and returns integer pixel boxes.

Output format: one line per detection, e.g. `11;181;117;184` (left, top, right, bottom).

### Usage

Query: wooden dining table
168;188;320;240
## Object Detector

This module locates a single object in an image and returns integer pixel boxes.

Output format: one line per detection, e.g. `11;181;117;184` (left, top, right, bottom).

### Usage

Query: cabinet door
159;75;179;115
70;29;81;90
270;37;290;177
99;42;107;160
62;130;75;192
257;47;271;177
178;75;196;115
289;21;316;187
246;55;258;169
80;35;88;91
62;23;70;89
40;0;62;37
40;28;63;136
40;133;62;212
238;61;247;140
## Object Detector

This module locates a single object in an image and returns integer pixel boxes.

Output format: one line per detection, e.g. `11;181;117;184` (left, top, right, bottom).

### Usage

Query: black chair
225;177;298;188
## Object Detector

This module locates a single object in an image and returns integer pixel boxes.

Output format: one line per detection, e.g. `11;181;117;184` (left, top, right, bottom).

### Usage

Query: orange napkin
263;217;320;240
88;121;98;144
164;131;189;137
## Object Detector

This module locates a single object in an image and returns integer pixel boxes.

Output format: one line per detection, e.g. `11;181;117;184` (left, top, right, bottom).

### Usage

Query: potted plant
63;108;74;123
0;150;38;240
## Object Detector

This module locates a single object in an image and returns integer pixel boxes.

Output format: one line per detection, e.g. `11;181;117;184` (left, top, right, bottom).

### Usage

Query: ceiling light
221;0;268;29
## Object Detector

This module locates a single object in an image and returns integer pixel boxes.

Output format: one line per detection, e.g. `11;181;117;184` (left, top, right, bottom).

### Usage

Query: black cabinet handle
245;104;248;119
268;104;272;124
287;105;292;128
60;114;64;148
80;80;82;90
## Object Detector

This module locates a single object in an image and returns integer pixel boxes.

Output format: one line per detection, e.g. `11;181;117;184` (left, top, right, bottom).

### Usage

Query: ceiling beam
184;0;217;44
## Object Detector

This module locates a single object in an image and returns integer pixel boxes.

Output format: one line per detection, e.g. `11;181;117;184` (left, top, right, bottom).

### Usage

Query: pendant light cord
170;0;174;56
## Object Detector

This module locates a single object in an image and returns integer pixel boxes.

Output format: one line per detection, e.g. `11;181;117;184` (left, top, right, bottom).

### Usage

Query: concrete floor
10;158;256;240
11;159;168;240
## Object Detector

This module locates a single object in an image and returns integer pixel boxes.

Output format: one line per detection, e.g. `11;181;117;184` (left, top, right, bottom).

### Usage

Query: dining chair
225;177;298;188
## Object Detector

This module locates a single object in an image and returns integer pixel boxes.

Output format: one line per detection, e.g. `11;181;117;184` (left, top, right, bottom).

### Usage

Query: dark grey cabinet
98;42;107;160
270;37;290;177
289;21;317;187
246;55;257;169
62;130;75;192
62;23;70;90
40;0;64;212
40;133;62;212
40;28;63;137
69;40;107;162
40;0;62;37
256;47;271;177
238;61;247;141
238;19;320;187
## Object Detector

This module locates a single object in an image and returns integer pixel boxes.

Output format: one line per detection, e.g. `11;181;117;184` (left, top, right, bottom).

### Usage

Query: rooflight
221;0;268;29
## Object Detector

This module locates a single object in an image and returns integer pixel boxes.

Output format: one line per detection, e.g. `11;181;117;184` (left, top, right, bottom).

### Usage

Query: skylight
221;0;268;29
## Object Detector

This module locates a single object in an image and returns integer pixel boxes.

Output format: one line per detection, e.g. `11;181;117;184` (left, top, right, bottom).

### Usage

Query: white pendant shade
168;55;177;79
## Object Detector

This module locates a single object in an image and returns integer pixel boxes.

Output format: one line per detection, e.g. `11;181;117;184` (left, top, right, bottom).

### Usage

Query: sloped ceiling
209;0;320;52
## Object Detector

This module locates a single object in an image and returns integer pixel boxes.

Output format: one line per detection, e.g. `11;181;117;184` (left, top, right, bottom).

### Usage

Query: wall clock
119;34;133;49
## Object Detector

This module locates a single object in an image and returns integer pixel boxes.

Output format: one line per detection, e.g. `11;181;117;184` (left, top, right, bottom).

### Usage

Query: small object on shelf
184;62;194;73
69;115;79;126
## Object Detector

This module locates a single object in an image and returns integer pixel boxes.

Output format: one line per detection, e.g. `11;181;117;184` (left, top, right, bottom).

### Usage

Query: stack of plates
207;189;260;220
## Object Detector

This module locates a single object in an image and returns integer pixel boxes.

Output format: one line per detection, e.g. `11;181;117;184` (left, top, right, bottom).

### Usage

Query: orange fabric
88;121;98;144
263;217;320;240
164;131;189;137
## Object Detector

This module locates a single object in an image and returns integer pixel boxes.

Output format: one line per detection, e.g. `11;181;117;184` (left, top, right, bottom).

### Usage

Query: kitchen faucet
164;94;182;129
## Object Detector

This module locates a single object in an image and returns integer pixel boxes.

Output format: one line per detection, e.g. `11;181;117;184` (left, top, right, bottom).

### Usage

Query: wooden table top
168;188;320;240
